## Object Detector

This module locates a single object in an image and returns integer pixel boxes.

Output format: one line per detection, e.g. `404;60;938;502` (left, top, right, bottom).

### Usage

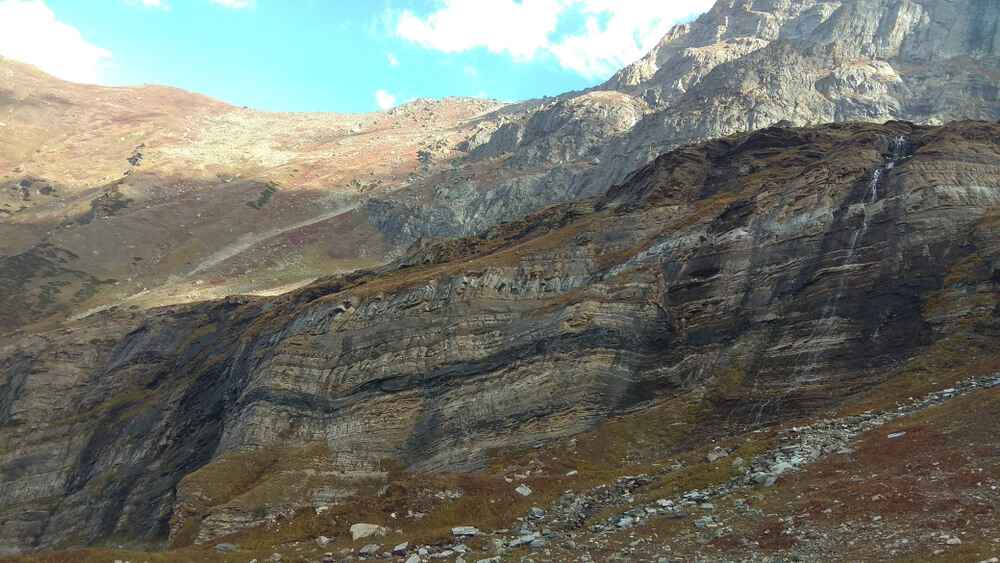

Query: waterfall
750;136;908;426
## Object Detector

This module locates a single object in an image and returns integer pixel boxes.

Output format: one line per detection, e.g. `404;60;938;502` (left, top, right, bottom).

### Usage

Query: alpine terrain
1;0;1000;562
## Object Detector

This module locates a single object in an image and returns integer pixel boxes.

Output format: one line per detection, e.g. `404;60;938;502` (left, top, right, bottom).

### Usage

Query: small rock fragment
707;446;730;462
887;431;907;439
515;484;533;496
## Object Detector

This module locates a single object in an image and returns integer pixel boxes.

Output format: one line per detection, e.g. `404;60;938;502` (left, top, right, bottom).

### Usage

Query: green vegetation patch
247;181;279;210
0;243;116;329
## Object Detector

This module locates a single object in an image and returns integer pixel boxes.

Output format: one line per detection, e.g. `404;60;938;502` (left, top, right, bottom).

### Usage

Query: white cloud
375;89;397;110
396;0;562;61
209;0;256;8
121;0;169;10
0;0;112;84
387;52;400;67
395;0;717;79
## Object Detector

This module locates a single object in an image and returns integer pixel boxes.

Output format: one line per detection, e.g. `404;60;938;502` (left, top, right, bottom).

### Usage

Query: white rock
515;484;533;496
947;537;962;546
349;523;388;541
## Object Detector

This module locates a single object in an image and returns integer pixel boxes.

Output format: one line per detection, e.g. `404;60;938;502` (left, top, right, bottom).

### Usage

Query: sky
0;0;716;114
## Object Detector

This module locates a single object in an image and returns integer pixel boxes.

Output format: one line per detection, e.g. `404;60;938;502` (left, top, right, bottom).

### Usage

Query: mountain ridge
2;0;1000;559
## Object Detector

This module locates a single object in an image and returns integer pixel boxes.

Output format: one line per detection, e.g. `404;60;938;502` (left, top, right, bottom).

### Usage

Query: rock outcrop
2;120;999;553
364;0;1000;243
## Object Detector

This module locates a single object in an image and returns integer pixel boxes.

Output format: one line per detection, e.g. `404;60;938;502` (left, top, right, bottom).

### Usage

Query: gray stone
358;543;380;556
707;446;730;462
508;535;534;548
214;543;236;551
529;537;549;548
693;516;715;529
617;516;635;528
771;462;793;475
393;542;408;555
316;535;331;548
528;507;545;518
452;525;480;536
405;555;421;563
515;484;533;496
887;431;907;439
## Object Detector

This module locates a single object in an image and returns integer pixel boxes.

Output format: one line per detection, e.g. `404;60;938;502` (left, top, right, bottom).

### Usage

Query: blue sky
0;0;716;113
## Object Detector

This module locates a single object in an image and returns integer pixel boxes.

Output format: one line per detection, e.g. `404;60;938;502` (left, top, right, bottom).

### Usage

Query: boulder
349;523;387;541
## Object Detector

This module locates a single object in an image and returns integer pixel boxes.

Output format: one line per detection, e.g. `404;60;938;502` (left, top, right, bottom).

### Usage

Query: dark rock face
2;120;999;553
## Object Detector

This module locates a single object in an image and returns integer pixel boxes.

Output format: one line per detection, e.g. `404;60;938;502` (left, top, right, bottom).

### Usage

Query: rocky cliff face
365;0;1000;244
2;119;999;553
2;0;998;334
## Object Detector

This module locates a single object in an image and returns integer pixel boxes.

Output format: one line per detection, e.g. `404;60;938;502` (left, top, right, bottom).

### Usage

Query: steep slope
366;0;1000;244
2;119;999;554
0;55;504;329
4;0;1000;333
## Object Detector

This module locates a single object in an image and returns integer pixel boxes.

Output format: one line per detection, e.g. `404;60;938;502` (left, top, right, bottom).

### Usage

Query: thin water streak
750;136;908;426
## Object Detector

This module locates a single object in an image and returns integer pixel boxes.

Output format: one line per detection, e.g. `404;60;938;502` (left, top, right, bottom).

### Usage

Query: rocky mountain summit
2;119;1000;560
365;0;1000;243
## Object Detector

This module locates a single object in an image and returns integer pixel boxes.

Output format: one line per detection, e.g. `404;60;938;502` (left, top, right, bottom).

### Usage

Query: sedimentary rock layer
2;120;999;552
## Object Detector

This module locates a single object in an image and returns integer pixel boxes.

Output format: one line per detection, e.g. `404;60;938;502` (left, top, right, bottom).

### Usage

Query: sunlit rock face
367;0;1000;244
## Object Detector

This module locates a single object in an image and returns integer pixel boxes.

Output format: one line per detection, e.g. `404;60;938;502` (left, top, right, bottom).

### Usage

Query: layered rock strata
2;120;999;553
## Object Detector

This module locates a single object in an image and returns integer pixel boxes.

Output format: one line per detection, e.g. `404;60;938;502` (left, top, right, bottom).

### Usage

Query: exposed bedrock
2;120;1000;552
